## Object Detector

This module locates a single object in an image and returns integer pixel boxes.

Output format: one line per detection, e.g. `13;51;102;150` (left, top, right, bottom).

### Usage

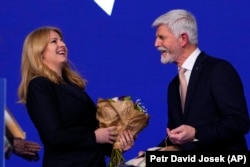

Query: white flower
111;97;119;101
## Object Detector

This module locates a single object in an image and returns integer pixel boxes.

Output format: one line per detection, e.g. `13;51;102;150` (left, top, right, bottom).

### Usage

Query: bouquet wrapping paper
97;96;149;167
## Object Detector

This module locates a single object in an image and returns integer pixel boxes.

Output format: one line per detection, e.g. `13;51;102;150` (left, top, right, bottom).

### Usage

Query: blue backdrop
1;0;250;166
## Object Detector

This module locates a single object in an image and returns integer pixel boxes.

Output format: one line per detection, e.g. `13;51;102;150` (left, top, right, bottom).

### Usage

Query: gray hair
152;9;198;45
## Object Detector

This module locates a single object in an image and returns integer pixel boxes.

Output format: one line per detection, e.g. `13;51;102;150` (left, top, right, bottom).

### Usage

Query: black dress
26;76;112;167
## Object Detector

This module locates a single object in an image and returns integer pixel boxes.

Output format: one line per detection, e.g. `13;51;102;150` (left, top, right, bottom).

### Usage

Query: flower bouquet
97;96;150;167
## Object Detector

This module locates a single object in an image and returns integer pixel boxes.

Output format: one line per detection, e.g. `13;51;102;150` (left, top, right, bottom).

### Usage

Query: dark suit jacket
164;51;249;150
26;77;111;167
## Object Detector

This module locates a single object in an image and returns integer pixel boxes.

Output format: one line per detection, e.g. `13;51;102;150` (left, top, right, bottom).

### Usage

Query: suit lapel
184;52;207;116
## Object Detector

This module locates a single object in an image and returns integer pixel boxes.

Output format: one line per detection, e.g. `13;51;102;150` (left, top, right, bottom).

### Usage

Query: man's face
154;25;182;64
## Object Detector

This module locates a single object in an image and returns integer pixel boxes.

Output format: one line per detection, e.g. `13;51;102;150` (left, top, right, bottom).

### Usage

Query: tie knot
179;67;186;75
178;67;187;84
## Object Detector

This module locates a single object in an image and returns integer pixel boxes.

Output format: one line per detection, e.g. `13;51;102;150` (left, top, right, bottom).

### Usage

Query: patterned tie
179;67;187;112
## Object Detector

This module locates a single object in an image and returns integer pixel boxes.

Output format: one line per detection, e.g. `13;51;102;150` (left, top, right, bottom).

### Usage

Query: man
153;9;249;150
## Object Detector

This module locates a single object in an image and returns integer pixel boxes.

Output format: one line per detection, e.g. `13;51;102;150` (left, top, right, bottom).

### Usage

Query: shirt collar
182;48;201;71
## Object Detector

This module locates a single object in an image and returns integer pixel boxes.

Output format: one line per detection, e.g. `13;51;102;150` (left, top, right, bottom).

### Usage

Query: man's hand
13;138;41;161
167;125;196;145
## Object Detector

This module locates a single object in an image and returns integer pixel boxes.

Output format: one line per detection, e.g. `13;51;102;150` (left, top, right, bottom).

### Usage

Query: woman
18;26;134;167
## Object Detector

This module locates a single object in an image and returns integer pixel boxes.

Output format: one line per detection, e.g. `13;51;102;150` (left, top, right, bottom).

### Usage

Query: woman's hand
95;126;118;144
119;130;134;152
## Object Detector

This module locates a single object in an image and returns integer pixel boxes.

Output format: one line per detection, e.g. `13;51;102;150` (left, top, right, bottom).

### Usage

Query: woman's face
41;30;68;72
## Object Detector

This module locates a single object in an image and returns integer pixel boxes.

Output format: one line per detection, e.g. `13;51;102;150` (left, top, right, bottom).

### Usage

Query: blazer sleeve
196;60;249;144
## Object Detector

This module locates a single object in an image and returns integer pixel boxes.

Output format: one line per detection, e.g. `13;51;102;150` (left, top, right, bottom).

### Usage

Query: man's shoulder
199;51;231;65
198;52;238;76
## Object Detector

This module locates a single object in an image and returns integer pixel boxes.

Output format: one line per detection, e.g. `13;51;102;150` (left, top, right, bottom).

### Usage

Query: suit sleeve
196;61;249;144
